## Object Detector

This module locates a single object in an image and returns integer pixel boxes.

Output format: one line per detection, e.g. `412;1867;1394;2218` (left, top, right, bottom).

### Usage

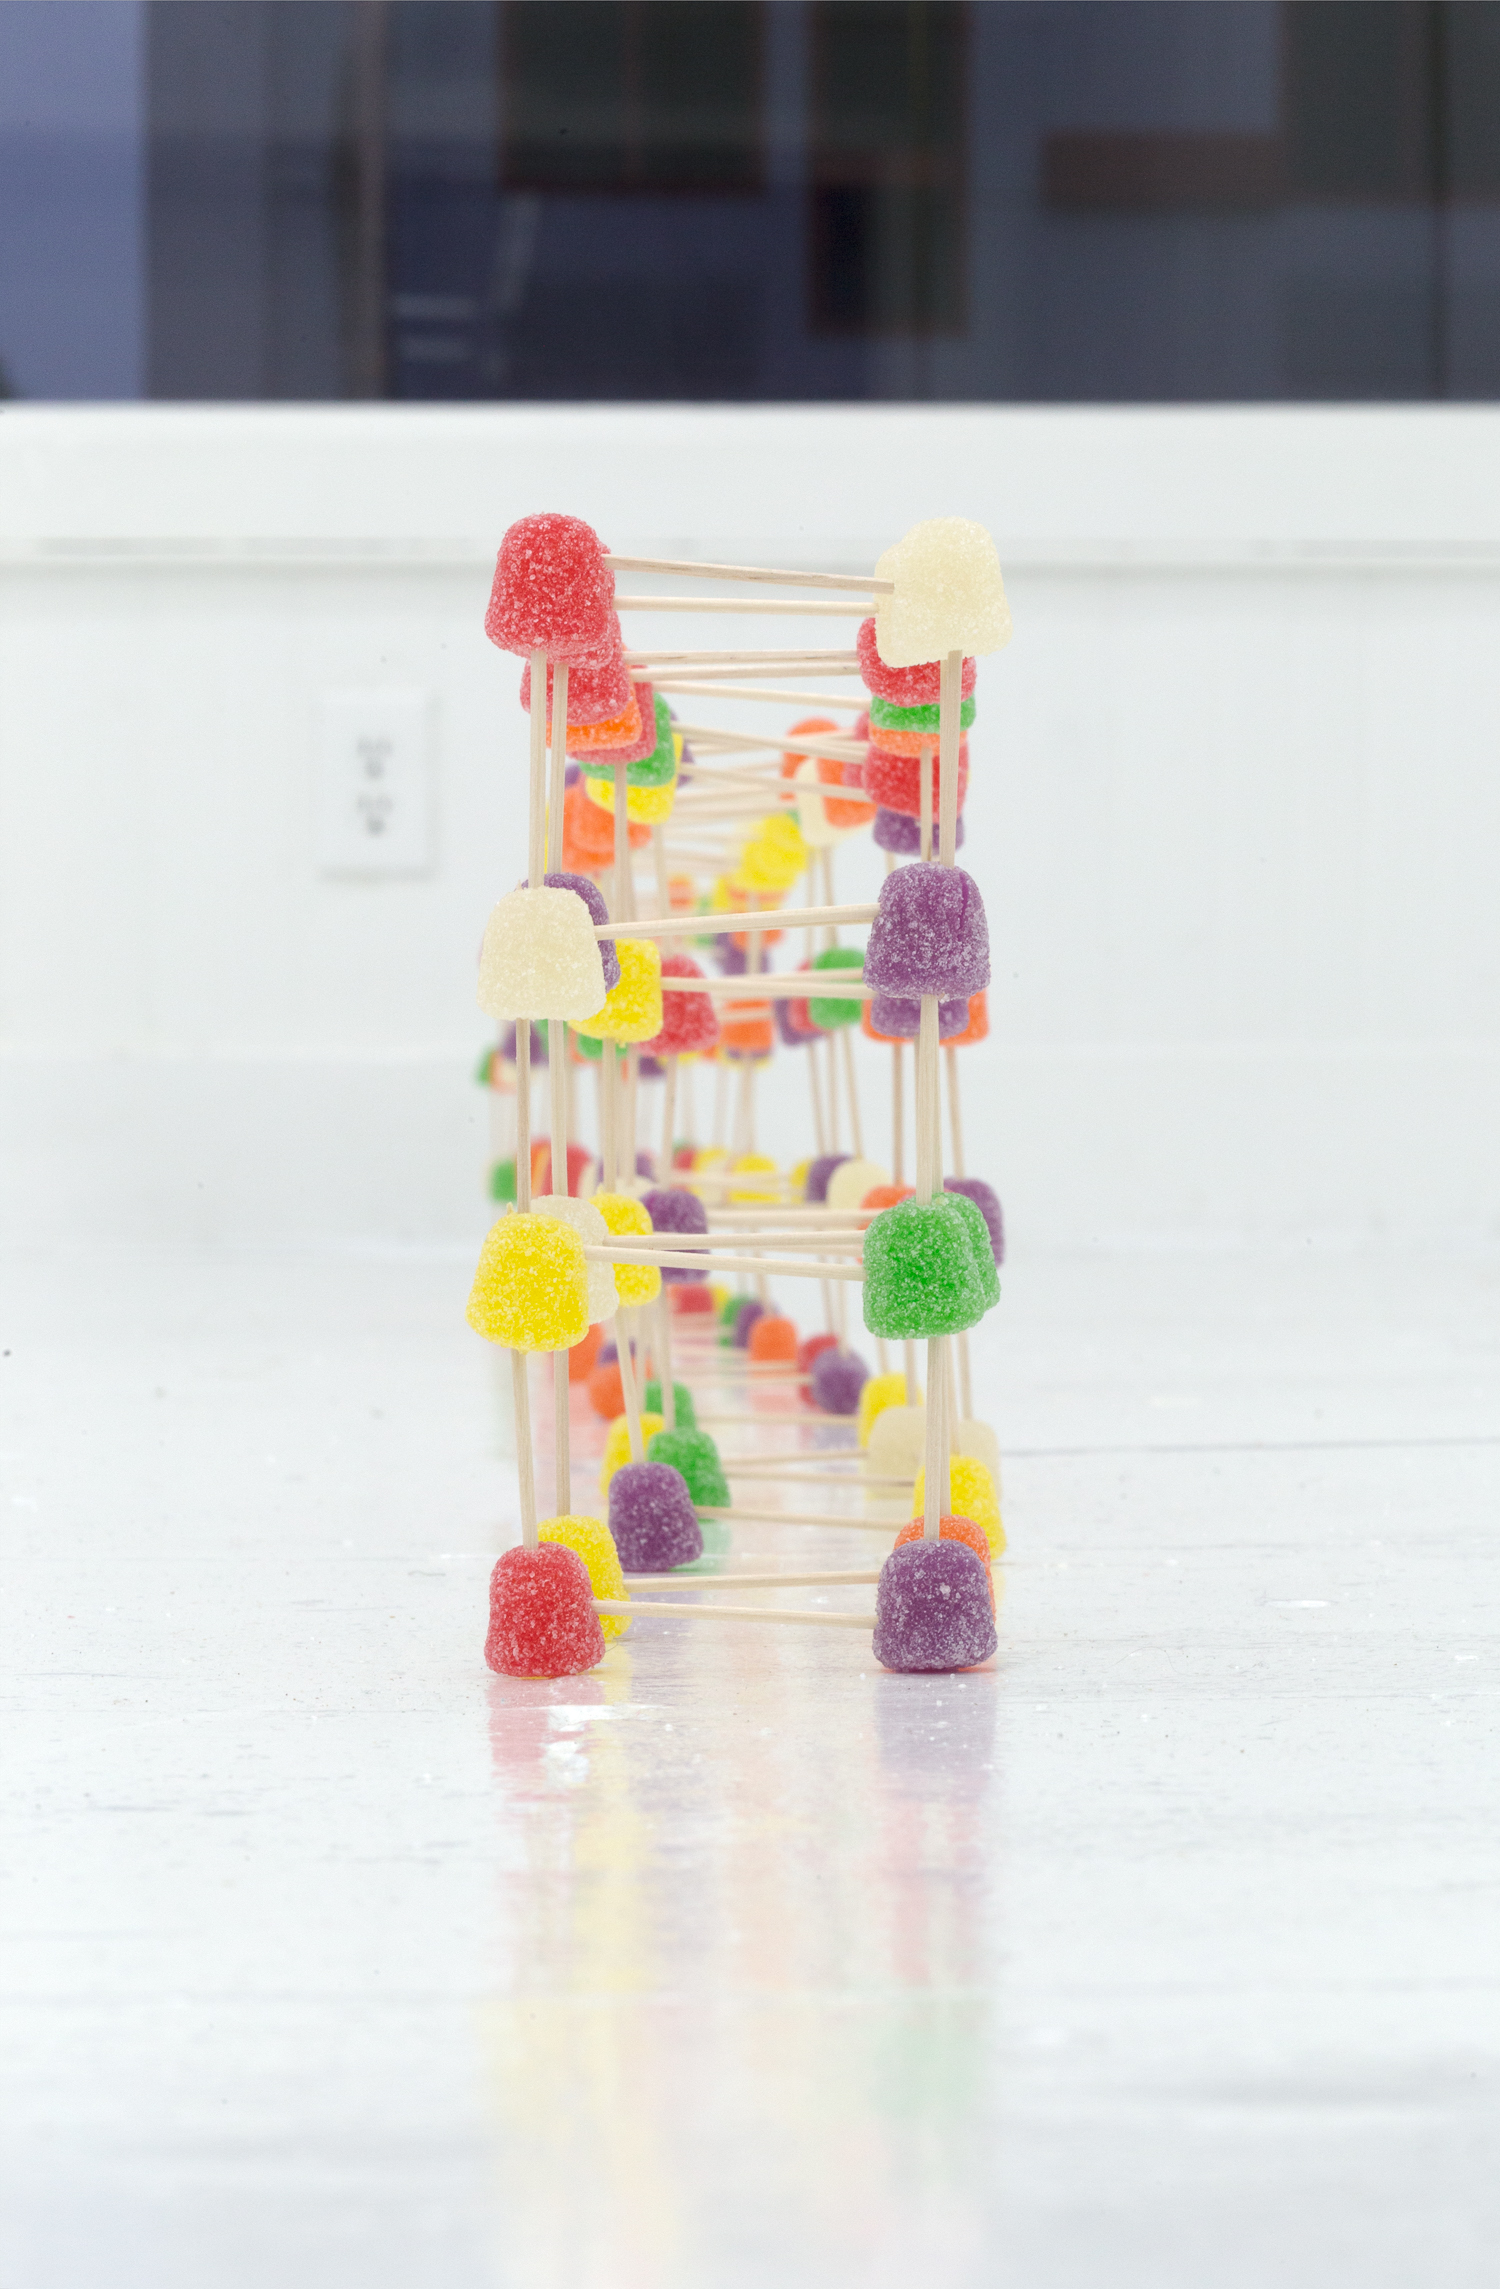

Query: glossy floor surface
4;1243;1498;2286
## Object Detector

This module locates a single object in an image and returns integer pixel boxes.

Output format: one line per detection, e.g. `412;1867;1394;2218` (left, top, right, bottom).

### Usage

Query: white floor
3;1240;1498;2287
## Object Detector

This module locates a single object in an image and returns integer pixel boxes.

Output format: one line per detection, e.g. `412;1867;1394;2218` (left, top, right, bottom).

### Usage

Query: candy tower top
486;512;616;662
873;517;1012;668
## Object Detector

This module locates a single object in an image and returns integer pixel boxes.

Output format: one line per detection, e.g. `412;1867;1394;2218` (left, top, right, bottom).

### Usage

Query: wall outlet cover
317;688;434;875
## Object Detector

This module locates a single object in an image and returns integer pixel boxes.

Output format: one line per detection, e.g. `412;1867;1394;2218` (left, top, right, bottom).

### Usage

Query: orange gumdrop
782;714;873;828
562;780;648;871
568;1323;604;1384
587;1358;624;1419
748;1313;798;1362
946;991;989;1048
721;1007;774;1055
861;1183;914;1216
894;1514;996;1607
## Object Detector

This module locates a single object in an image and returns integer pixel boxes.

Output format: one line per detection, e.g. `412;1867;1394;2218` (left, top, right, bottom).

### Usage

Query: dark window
1283;0;1438;200
500;1;765;194
808;1;966;335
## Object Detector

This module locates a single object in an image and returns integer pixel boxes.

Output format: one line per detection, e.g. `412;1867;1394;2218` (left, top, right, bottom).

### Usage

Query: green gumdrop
862;1196;989;1339
646;1427;730;1509
719;1291;745;1327
570;1027;603;1062
935;1188;1000;1310
627;694;678;787
490;1157;517;1203
474;1046;497;1087
809;945;864;1031
868;693;976;734
643;1378;697;1429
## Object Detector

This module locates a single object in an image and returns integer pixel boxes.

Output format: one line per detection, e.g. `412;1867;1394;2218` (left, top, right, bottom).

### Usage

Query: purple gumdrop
501;1021;549;1066
634;1151;655;1179
642;1185;709;1284
596;1339;618;1367
540;870;620;992
609;1461;704;1572
810;1345;868;1415
865;863;990;1001
565;762;582;788
873;806;964;856
774;997;809;1049
732;1299;765;1348
638;1054;665;1081
944;1175;1004;1264
804;1153;850;1205
715;940;749;977
873;1540;997;1673
870;991;970;1041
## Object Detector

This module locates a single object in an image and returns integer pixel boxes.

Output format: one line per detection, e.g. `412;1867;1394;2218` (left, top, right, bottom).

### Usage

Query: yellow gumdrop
467;1212;589;1352
592;1190;662;1305
705;1280;730;1315
583;773;677;824
911;1453;1005;1555
573;937;665;1045
600;1411;665;1491
728;1153;778;1204
858;1370;907;1448
789;1157;811;1199
539;1512;630;1639
694;1147;727;1174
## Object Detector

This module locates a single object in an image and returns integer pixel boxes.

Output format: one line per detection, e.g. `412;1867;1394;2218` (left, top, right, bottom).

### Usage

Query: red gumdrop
587;1360;625;1420
647;953;721;1057
485;1542;606;1677
520;626;631;728
894;1514;996;1608
864;741;970;821
486;514;615;664
568;1323;604;1383
749;1313;798;1362
671;1284;715;1315
797;1331;839;1375
856;619;977;706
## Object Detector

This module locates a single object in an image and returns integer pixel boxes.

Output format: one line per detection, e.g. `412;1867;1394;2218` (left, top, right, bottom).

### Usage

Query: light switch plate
316;688;433;875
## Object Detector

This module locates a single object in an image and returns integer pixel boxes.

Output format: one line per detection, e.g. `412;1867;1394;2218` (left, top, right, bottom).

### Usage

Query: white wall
3;404;1498;1249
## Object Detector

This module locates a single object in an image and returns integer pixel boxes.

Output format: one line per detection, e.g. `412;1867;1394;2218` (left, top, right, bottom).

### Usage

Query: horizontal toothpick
653;682;870;708
675;725;868;764
613;596;868;615
597;1597;875;1627
624;1568;884;1589
602;553;892;595
596;902;875;942
623;650;860;670
696;1506;894;1530
585;1246;864;1280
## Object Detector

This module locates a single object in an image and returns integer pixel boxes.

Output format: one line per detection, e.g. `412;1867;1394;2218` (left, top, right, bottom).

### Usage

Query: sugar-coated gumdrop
567;689;642;753
804;1152;850;1204
775;989;816;1048
573;938;664;1045
718;1288;745;1327
867;723;972;763
893;1514;996;1606
568;1323;603;1383
732;1298;765;1348
645;1426;730;1509
794;755;867;846
873;519;1011;670
910;1456;1004;1554
811;1345;868;1415
562;779;649;870
485;1542;606;1678
640;1183;709;1284
860;1183;914;1214
938;1189;1001;1310
873;805;965;856
627;694;679;788
574;682;658;765
869;693;977;734
490;1157;517;1203
672;1284;715;1316
521;633;631;728
583;770;676;825
825;1157;889;1212
867;990;971;1043
591;1190;662;1306
728;1153;778;1202
531;1194;618;1324
865;1403;927;1480
646;955;720;1058
865;864;990;1001
539;1513;630;1638
608;1460;703;1571
945;1175;1004;1264
601;1411;665;1491
808;946;865;1031
748;1313;798;1362
856;619;978;706
529;1135;596;1197
486;514;615;665
946;991;988;1047
872;1538;998;1672
797;1331;839;1375
477;887;607;1021
643;1378;696;1427
953;1418;1002;1487
468;1213;590;1352
862;1197;989;1340
858;1369;907;1446
535;872;620;991
864;742;969;821
587;1358;624;1419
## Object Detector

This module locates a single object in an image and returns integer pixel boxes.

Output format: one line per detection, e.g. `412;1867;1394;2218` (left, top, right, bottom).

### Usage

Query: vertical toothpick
922;1337;942;1540
546;660;569;873
603;1040;618;1191
659;1290;676;1431
652;822;671;916
945;1044;966;1176
660;1054;678;1181
551;1002;571;1517
613;759;633;923
516;1024;532;1211
839;1027;863;1158
914;997;938;1202
957;1327;974;1424
528;649;548;888
919;741;933;863
904;1338;922;1406
617;1306;645;1462
891;1042;904;1184
513;1349;537;1547
938;649;961;869
938;1335;953;1517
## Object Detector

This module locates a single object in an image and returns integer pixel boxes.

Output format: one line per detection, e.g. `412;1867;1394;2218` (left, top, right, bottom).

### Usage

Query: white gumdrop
864;1402;927;1482
477;886;606;1020
953;1418;1001;1490
874;517;1012;668
532;1193;618;1323
825;1156;890;1212
793;756;863;848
